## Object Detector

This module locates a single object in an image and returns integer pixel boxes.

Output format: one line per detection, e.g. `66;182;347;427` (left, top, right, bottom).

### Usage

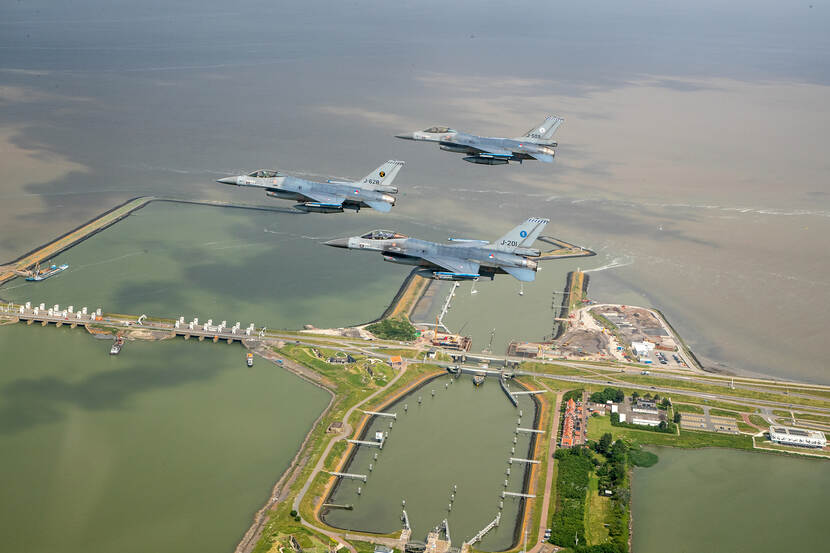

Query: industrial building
768;426;827;449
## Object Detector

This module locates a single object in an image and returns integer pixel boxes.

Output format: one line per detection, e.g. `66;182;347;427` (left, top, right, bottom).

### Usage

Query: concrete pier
327;471;368;482
502;491;535;498
516;427;544;434
509;457;540;464
362;410;397;419
467;513;501;545
347;439;383;448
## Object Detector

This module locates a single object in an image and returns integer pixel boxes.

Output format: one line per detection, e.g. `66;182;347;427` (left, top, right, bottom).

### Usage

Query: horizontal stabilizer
364;200;393;213
529;152;554;163
503;267;536;282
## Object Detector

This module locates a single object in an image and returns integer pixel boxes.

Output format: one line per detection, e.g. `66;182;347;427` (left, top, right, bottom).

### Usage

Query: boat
110;336;124;355
473;374;486;386
246;352;254;367
25;262;69;281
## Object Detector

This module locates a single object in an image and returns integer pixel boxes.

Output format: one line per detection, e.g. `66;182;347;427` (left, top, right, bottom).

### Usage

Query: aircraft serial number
500;240;518;247
364;178;380;185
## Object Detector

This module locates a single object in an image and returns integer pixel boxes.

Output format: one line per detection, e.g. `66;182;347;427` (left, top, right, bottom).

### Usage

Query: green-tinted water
632;447;829;553
0;323;328;553
0;201;406;329
323;375;538;551
443;257;600;353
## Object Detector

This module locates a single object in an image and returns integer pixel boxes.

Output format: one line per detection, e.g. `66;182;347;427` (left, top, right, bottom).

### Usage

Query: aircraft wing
421;254;480;276
452;136;514;158
301;189;345;207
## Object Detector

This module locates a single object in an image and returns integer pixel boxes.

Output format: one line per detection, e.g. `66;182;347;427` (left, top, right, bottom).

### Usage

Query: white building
632;341;655;357
631;417;660;427
768;426;827;449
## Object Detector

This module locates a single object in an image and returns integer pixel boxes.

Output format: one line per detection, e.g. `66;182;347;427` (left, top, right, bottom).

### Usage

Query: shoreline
233;346;339;553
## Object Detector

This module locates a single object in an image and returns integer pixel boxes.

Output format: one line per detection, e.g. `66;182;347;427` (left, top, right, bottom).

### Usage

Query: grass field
584;473;611;545
613;374;830;409
749;414;769;427
521;362;593;376
674;404;704;414
540;377;757;413
738;422;758;434
587;415;754;450
709;408;739;418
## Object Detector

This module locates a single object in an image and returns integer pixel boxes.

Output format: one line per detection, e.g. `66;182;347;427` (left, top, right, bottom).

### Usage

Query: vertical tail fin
358;160;405;191
516;115;564;144
495;217;549;250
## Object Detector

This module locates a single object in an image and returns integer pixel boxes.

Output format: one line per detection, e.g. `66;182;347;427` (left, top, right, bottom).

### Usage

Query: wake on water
584;257;633;273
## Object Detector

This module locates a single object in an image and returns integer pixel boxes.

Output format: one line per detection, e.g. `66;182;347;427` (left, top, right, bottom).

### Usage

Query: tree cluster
366;317;418;341
589;387;624;404
550;447;592;547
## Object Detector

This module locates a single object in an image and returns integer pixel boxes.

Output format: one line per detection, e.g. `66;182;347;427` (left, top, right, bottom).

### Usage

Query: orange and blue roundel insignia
379;171;386;178
519;230;528;238
489;254;494;259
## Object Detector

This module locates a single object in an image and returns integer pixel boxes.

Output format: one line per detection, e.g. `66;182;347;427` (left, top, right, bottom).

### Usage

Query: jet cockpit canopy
248;170;281;178
361;230;408;240
423;126;455;134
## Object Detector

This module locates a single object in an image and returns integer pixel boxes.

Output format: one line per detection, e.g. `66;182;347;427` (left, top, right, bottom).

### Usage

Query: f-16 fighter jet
325;217;549;282
395;115;563;165
217;160;404;213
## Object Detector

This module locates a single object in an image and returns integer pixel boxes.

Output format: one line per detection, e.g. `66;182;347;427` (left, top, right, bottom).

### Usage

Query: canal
323;374;539;551
632;447;829;553
0;323;329;553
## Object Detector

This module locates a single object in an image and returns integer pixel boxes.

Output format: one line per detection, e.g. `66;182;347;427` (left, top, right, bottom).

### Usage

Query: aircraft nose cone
324;237;350;249
394;132;415;140
216;176;238;185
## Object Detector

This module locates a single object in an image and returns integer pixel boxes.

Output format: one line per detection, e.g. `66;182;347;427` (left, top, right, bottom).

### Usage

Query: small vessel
26;262;69;281
374;431;385;442
246;352;254;367
473;374;485;386
110;336;124;355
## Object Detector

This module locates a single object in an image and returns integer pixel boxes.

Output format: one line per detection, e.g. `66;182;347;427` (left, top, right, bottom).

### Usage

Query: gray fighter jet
325;217;549;282
395;115;563;165
217;160;404;213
